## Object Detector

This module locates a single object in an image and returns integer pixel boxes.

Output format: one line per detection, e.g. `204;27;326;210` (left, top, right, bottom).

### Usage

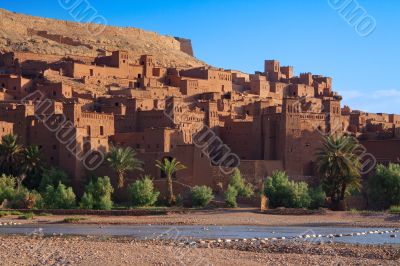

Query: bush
224;185;238;208
229;169;254;198
39;168;70;192
264;171;321;209
368;164;400;209
191;186;214;207
18;212;34;220
128;176;159;207
388;205;400;214
309;185;326;209
80;176;114;210
291;181;311;208
10;188;43;209
0;175;43;209
43;183;76;209
63;217;86;223
0;174;16;203
264;171;294;208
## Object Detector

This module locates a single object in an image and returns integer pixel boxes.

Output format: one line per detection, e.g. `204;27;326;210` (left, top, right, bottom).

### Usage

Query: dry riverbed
1;209;399;228
0;235;399;265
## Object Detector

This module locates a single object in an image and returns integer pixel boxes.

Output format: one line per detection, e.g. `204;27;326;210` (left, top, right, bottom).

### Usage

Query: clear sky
1;0;399;113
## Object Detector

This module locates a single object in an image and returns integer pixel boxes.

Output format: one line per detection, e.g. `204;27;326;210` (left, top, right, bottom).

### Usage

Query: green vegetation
315;134;362;210
80;176;114;210
0;174;16;204
388;205;400;214
191;186;214;208
156;158;186;206
128;176;159;207
39;168;70;192
368;164;400;209
63;217;86;223
224;185;238;208
309;185;326;210
106;146;143;189
42;183;76;209
264;170;325;209
18;212;34;220
224;169;254;208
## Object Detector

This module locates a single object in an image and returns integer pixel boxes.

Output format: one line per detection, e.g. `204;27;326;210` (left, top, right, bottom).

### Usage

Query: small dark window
100;126;104;136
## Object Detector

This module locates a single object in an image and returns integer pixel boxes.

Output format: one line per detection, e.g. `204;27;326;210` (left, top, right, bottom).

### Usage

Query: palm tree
106;146;143;188
21;145;44;190
315;134;362;210
0;134;24;176
155;157;186;206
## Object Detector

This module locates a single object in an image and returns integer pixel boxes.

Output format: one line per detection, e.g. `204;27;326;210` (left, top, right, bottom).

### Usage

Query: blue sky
1;0;399;113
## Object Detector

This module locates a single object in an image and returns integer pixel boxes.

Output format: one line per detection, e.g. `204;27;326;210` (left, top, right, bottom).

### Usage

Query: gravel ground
0;235;399;266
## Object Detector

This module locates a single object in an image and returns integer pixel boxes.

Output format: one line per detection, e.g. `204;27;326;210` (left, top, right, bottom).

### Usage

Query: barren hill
0;8;206;68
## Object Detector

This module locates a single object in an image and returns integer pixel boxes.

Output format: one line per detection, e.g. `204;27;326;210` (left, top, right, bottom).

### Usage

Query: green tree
309;185;326;209
264;171;322;209
155;158;186;206
80;176;114;210
128;175;160;207
224;184;238;208
191;186;214;208
368;164;400;209
223;169;254;208
0;134;23;176
229;169;254;198
0;174;16;204
264;170;296;208
39;168;70;192
291;182;311;208
43;182;76;209
21;145;45;190
106;146;143;189
315;134;362;209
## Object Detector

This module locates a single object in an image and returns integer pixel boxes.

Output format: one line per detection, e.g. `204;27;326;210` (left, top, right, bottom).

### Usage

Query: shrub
0;175;42;209
39;168;70;192
43;183;76;209
63;217;86;223
191;186;214;208
264;171;294;208
368;164;400;209
224;185;238;208
264;170;321;209
291;181;311;208
18;212;34;220
10;188;43;209
388;205;400;214
128;176;159;207
80;176;114;210
0;175;16;203
309;185;326;209
229;169;254;198
80;192;95;209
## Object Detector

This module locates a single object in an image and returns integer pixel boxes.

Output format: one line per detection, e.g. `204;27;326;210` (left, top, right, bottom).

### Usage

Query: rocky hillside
0;8;205;68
